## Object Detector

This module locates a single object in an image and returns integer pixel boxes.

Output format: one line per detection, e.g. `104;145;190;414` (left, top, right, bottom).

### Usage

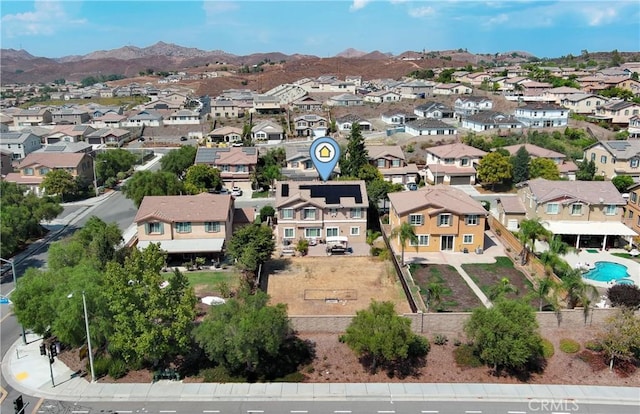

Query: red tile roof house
423;143;487;185
194;146;258;183
502;143;578;181
134;193;234;261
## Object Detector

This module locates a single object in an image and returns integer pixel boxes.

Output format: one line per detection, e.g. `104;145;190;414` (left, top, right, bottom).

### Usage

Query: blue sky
1;0;639;59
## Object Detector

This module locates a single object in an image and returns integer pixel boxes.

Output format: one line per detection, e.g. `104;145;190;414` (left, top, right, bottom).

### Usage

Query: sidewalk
2;334;639;404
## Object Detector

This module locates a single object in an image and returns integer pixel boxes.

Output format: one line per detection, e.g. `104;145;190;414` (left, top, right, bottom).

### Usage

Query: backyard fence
380;221;419;313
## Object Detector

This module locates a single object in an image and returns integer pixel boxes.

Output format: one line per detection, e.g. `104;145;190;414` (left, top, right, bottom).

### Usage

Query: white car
231;186;243;196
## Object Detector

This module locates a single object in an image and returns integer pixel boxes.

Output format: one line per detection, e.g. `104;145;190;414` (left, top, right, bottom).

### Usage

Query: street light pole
91;154;99;197
81;292;96;383
0;257;26;344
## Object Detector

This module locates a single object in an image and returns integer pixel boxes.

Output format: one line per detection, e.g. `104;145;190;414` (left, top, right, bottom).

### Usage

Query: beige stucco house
584;140;640;180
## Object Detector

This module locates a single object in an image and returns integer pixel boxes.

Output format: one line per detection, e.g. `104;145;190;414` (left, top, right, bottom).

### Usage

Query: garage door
450;176;471;185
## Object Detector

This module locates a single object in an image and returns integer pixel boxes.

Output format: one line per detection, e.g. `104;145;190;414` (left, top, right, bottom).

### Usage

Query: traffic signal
49;343;57;357
13;395;24;414
39;343;46;356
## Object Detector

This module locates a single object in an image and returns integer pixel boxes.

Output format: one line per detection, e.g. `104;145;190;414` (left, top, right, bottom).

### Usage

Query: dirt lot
412;264;483;312
462;257;534;304
265;256;411;315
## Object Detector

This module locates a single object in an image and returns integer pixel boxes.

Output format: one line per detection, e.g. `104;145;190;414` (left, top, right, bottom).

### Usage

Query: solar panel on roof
299;184;362;205
608;141;631;150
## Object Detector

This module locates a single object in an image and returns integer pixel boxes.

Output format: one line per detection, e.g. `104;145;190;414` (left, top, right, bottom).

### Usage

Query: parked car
138;137;145;142
180;136;188;141
406;182;418;191
231;186;243;196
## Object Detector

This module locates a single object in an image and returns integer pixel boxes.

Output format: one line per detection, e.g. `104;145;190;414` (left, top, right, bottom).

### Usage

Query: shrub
200;366;245;383
104;177;118;188
433;334;448;346
608;284;640;309
453;344;482;368
559;338;581;354
92;356;110;378
274;371;305;382
584;340;604;352
216;281;232;298
408;335;430;357
453;338;462;347
541;338;555;358
108;358;128;379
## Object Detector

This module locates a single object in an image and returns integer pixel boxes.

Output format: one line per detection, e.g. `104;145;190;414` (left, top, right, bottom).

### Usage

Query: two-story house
0;149;14;176
367;145;419;185
394;80;435;99
281;143;339;181
502;143;578;180
3;152;93;197
290;96;323;112
122;110;163;127
294;114;328;137
559;94;606;115
0;132;42;160
253;95;282;114
86;128;131;148
51;108;91;125
514;103;568;128
516;178;634;249
335;115;372;133
163;109;201;125
629;116;640;139
134;193;234;260
622;182;640;238
12;108;52;128
454;96;493;118
593;100;640;125
387;186;487;253
584;140;640;180
423;142;487;185
194;146;258;182
274;180;368;246
210;99;241;118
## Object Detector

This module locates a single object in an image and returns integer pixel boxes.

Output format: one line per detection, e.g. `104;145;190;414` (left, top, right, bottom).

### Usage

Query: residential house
122;110;163;127
559;94;606;115
454;96;494;118
194;146;258;182
274;180;368;245
51;108;90;125
42;124;95;144
12;108;52;128
380;111;417;126
514;103;568;128
413;102;454;119
516;178;634;249
253;95;282;114
0;132;42;160
456;72;492;86
461;111;524;132
387;186;487;253
206;126;243;146
90;112;127;129
592;100;640;125
629;116;640;139
404;119;457;137
3;152;93;197
496;196;527;231
433;83;473;95
363;90;401;103
164;109;201;125
584;140;640;180
327;93;363;107
423;142;486;185
134;193;234;260
367;145;419;184
294;114;328;138
251;120;285;144
335;115;372;133
281;143;333;181
0;149;13;176
394;80;435;99
291;96;323;112
86;128;132;148
34;141;93;155
622;182;640;237
211;99;240;118
542;87;583;104
145;99;182;111
502;143;578;181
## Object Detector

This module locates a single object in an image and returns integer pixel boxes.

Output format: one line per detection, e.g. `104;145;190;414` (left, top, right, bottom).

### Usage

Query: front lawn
411;264;483;312
462;256;533;303
185;270;239;296
252;190;270;198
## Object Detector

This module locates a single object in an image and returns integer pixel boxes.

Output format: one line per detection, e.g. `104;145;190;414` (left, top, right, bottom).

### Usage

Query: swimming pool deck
562;248;640;288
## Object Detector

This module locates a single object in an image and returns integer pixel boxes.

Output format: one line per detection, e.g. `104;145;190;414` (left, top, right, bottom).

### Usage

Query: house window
283;228;295;239
303;208;316;220
637;215;640;226
438;214;452;226
631;159;639;168
591;153;596;161
377;159;385;167
24;167;34;176
444;158;455;164
220;165;230;172
605;205;617;216
409;214;424;226
304;161;313;169
281;208;293;219
291;161;299;168
237;165;247;172
410;235;429;246
465;215;479;225
546;203;559;215
600;155;607;164
628;211;633;220
463;234;474;244
205;221;220;233
326;227;339;237
392;159;401;167
176;222;192;233
571;204;583;216
146;222;163;234
305;228;321;238
631;192;638;203
350;226;360;236
460;158;470;167
350;208;362;219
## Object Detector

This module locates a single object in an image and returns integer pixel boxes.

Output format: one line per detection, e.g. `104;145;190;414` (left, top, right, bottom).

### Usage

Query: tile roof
388;185;487;216
523;178;626;205
426;142;487;158
17;152;86;169
518;102;566;111
590;140;640;160
465;111;521;126
195;147;258;165
366;145;405;161
498;196;527;214
405;118;453;130
134;193;232;223
502;144;565;159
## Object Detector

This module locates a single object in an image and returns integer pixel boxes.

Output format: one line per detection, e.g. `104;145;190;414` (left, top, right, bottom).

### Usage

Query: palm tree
539;235;574;276
561;269;599;321
530;275;559;311
517;218;551;265
390;222;419;266
488;277;519;301
426;282;443;312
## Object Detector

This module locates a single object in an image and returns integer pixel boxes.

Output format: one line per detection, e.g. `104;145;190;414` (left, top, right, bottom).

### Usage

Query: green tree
122;170;185;207
160;146;197;177
561;269;599;312
195;291;295;377
576;160;596;181
511;146;531;184
465;299;544;374
40;169;77;201
530;275;559;312
517;218;551;264
477;152;512;190
390;221;418;266
529;158;560;180
184;164;221;194
426;283;444;312
366;179;403;208
104;243;196;366
342;301;429;373
538;235;572;275
96;149;138;184
339;123;368;178
598;308;640;371
259;205;275;223
612;175;634;193
226;224;275;289
487;277;519;301
253;148;285;190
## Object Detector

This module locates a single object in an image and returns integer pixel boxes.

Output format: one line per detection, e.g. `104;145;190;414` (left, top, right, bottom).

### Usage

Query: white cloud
350;0;371;12
2;0;86;37
581;6;619;26
202;1;239;25
408;6;435;18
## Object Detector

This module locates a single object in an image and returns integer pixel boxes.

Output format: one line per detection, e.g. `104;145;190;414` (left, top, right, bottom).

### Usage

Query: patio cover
137;238;225;253
543;221;638;237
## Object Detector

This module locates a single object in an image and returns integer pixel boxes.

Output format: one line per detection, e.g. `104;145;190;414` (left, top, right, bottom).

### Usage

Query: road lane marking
421;411;439;413
247;411;264;413
334;411;352;414
378;411;395;413
159;412;176;413
508;412;526;414
115;411;132;413
291;411;308;413
71;411;89;414
203;411;220;413
465;411;482;414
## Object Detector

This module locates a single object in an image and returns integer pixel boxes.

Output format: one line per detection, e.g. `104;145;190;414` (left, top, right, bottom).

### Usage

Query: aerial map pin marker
310;136;340;182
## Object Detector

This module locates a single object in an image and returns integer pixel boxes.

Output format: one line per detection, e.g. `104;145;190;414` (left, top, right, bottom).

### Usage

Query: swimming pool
616;278;636;286
582;261;629;283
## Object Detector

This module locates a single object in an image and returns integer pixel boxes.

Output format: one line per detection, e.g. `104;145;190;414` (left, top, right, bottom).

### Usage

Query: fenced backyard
410;264;483;312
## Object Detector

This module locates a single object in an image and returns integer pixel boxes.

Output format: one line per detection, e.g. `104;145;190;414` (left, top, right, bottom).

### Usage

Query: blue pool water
616;278;636;286
582;261;629;283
